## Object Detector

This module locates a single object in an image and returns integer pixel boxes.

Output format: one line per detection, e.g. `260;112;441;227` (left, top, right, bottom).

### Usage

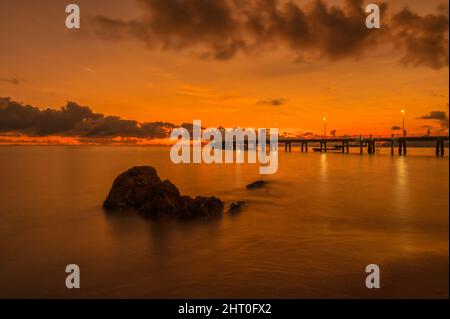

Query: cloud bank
419;110;449;128
0;97;176;139
88;0;449;68
257;98;287;106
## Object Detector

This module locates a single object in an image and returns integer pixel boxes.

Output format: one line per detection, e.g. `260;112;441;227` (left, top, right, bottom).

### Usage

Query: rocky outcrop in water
246;180;269;189
103;166;224;220
228;201;247;214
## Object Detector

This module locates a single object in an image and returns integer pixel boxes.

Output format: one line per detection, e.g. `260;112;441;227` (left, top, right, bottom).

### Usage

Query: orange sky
0;0;448;138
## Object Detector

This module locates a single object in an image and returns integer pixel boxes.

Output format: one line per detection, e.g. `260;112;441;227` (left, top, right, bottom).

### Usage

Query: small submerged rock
246;180;269;189
228;201;247;214
103;166;223;220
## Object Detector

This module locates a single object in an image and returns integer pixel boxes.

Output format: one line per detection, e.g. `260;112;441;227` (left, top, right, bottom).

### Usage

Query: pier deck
275;133;449;156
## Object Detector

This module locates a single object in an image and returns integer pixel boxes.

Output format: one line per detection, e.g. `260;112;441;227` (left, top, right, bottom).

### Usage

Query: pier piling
367;135;374;155
359;137;363;154
437;140;445;157
390;135;394;156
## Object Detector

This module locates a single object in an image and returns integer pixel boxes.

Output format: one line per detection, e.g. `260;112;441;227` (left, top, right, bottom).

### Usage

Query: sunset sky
0;0;448;141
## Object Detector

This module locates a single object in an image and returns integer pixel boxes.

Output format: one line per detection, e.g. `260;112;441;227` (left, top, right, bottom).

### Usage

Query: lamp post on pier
401;109;406;136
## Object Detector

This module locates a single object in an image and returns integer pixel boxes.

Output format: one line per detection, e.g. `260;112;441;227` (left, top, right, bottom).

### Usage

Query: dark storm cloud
257;98;287;106
419;110;449;128
0;97;176;138
419;111;447;120
390;7;449;69
88;0;448;68
89;0;376;61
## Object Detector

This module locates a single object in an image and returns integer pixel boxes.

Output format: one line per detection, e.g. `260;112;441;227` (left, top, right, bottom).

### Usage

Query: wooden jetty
276;133;449;156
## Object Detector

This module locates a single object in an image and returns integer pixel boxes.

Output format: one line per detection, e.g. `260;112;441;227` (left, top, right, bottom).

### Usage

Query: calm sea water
0;146;448;298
